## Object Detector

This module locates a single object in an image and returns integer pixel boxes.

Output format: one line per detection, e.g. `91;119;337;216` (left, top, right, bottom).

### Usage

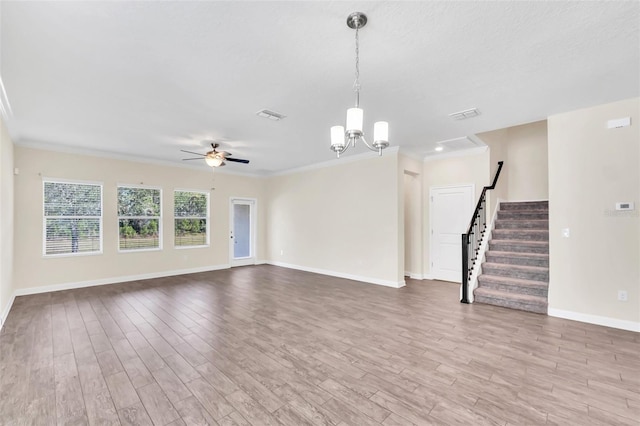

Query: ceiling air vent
256;109;286;121
449;108;480;120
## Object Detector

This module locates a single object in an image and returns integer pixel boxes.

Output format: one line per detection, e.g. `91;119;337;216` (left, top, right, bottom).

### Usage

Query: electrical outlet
280;249;284;256
618;290;628;302
562;228;570;238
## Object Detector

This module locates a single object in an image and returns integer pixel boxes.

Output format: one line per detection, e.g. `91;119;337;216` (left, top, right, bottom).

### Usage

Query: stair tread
482;262;549;273
495;219;548;224
494;229;549;233
496;217;549;229
498;212;548;217
478;273;549;287
486;250;549;259
501;208;548;211
501;201;548;205
474;287;548;302
490;239;549;245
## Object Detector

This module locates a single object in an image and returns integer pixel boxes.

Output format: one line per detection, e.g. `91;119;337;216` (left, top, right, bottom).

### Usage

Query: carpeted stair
474;201;549;314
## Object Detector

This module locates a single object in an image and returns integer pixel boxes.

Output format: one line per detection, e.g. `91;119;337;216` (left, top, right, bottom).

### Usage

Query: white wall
479;120;549;210
13;146;266;293
265;151;403;287
548;98;639;330
506;121;548;201
479;128;509;217
0;119;14;326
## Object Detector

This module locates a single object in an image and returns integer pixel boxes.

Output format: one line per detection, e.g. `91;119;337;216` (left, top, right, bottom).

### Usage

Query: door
430;185;474;282
229;198;256;267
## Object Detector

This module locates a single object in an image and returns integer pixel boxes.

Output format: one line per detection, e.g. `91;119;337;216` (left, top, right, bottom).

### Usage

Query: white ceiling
1;1;638;175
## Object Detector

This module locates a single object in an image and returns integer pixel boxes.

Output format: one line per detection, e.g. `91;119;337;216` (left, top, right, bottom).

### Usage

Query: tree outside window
174;190;209;247
118;186;162;251
43;180;102;256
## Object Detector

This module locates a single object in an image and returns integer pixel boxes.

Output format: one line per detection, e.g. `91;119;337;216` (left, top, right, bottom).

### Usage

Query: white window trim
42;178;104;258
117;184;163;253
174;188;210;249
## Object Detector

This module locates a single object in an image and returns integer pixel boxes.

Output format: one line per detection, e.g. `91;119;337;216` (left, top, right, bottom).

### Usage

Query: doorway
404;171;421;278
429;185;474;282
229;198;256;267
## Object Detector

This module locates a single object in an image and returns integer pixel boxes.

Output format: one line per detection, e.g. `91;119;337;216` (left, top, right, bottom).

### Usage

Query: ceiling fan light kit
205;153;224;167
330;12;389;158
181;143;250;168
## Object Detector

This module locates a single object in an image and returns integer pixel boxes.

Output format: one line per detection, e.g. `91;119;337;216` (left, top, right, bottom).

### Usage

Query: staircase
474;201;549;314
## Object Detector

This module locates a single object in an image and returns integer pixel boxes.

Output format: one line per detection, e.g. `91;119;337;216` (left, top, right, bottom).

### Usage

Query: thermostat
616;202;635;211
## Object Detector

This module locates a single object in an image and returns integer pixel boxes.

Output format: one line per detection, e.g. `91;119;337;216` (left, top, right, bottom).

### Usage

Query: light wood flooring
1;265;638;425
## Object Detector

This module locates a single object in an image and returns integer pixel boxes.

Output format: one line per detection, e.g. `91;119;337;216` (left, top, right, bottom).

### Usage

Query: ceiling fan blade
225;157;250;164
182;157;204;161
180;149;205;156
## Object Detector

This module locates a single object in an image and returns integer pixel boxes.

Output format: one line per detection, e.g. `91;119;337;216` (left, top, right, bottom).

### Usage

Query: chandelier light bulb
374;121;388;143
331;126;345;148
346;108;364;134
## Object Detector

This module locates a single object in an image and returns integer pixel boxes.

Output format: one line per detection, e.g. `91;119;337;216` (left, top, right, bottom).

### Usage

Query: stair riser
482;266;549;282
477;280;548;297
485;254;549;268
495;220;549;230
500;202;549;211
492;230;549;241
474;294;548;314
497;211;548;220
489;242;549;254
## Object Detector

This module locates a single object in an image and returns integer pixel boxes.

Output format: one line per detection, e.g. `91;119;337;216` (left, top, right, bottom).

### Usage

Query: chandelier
330;12;389;158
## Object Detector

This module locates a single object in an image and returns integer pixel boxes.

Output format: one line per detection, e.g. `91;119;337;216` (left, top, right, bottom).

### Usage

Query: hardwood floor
1;265;638;425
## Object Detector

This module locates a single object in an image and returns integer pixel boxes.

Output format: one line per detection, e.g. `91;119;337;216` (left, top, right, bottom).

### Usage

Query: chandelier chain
354;25;360;106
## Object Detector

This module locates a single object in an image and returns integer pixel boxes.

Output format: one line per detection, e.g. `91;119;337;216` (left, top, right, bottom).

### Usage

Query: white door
229;198;256;267
430;185;474;282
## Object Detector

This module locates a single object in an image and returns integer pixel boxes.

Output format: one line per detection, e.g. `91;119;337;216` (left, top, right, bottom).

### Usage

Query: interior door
430;185;474;282
229;198;256;267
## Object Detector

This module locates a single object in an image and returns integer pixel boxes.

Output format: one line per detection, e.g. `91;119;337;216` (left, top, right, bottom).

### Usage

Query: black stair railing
461;161;504;303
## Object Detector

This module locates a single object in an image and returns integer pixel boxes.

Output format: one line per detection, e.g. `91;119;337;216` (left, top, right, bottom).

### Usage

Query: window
43;180;102;256
174;190;209;247
118;185;162;251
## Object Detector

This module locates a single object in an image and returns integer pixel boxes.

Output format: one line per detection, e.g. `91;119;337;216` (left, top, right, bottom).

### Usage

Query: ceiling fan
181;143;250;167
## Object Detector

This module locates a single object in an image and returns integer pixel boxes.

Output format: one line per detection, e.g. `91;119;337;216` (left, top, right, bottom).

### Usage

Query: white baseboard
254;259;268;265
12;264;231;298
0;292;16;332
404;272;440;280
268;261;405;288
548;308;640;333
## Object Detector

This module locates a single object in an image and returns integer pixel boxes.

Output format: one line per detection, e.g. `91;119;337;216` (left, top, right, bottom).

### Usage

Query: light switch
562;228;570;238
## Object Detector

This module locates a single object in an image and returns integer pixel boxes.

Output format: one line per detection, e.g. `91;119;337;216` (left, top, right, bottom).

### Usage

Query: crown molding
398;148;424;162
423;145;488;162
268;146;400;177
15;139;403;178
15;140;264;178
